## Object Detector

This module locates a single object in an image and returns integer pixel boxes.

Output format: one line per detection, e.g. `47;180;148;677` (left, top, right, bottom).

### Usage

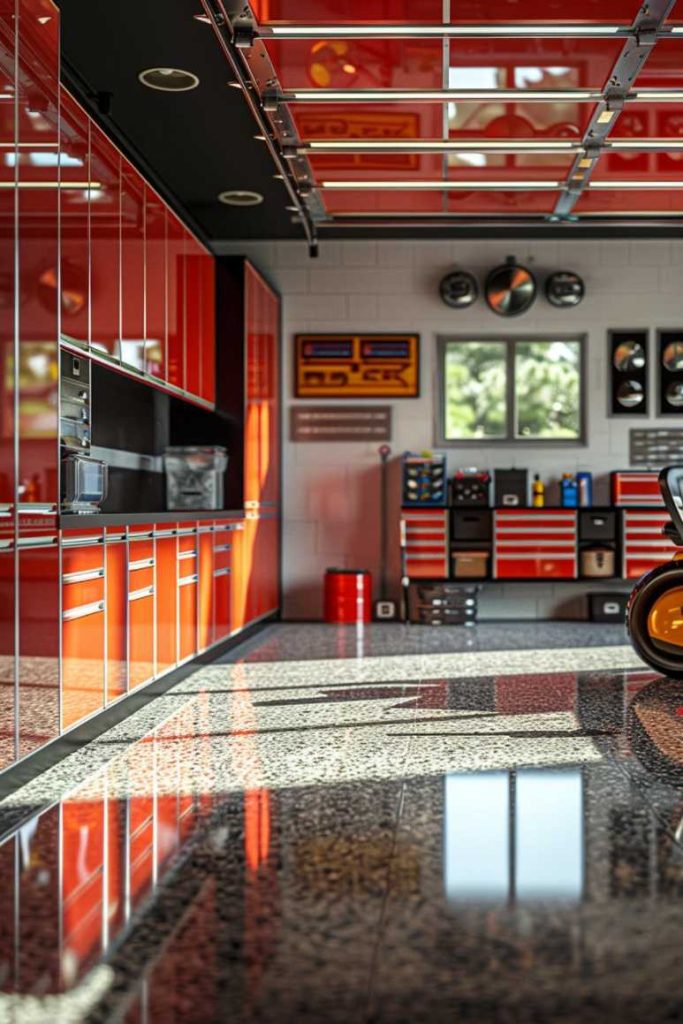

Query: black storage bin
589;592;628;623
415;582;478;603
451;508;492;542
494;468;528;507
579;509;617;542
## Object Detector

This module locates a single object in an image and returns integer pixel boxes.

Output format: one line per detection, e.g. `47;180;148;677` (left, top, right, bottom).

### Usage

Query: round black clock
545;270;585;308
485;257;536;317
439;270;478;309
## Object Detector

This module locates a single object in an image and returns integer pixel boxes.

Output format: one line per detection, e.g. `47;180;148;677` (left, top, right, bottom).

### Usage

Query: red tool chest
402;508;449;579
612;472;661;506
493;509;577;580
622;509;672;579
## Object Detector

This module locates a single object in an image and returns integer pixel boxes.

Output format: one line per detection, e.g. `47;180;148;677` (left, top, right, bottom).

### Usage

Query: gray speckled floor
3;622;683;1023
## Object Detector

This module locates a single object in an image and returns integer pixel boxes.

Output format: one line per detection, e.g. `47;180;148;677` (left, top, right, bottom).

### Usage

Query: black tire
627;560;683;678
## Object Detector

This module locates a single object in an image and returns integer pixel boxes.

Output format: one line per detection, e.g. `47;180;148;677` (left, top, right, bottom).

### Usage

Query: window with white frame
437;336;585;445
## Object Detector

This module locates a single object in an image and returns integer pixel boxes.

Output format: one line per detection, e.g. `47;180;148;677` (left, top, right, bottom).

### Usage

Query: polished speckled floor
3;622;683;1023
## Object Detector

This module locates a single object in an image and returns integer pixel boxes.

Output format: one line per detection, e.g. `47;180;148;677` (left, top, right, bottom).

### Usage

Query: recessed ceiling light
218;190;264;206
138;68;199;92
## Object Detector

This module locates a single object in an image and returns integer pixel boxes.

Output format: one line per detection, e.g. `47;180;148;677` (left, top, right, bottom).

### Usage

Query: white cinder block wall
218;238;683;620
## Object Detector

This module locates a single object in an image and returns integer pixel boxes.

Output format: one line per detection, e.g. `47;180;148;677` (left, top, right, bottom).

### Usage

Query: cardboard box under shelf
452;550;489;579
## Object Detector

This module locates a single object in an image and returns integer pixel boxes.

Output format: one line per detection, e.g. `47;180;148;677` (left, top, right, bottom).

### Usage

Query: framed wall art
294;333;420;399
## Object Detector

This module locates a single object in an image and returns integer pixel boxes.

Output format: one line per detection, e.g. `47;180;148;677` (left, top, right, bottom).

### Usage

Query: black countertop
60;509;245;529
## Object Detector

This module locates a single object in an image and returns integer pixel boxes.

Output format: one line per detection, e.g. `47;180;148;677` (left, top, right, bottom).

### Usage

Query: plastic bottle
532;474;545;508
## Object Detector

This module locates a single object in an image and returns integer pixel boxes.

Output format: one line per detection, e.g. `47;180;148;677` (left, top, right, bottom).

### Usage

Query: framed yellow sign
294;334;420;399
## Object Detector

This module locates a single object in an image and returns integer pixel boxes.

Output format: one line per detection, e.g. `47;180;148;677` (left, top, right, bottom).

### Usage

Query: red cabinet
128;533;155;688
156;529;178;675
185;242;203;400
200;257;216;405
59;91;91;351
62;538;106;730
494;510;578;580
106;534;128;701
178;526;198;661
622;509;671;580
167;212;186;392
402;508;449;580
120;164;145;373
213;524;232;641
198;526;214;651
90;122;121;362
145;186;167;381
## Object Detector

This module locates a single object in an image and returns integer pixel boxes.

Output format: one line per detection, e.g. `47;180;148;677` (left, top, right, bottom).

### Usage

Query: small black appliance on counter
494;468;528;507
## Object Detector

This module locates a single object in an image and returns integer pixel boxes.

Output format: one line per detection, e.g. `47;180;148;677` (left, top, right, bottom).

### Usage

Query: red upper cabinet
216;257;281;513
120;159;145;373
199;254;216;405
16;0;60;511
58;91;90;351
184;235;202;400
90;122;121;363
167;211;186;392
244;263;261;506
144;186;167;381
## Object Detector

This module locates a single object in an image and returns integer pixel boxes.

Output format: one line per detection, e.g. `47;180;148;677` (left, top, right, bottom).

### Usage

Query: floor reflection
1;624;683;1022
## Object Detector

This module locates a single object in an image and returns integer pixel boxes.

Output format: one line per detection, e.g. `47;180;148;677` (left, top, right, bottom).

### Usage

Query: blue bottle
561;474;578;508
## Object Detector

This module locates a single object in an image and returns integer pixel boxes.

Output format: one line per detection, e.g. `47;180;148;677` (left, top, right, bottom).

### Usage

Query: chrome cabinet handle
63;599;105;622
213;567;231;578
178;574;198;586
129;557;155;571
214;544;231;553
129;585;155;601
18;534;59;548
63;568;104;584
178;550;197;560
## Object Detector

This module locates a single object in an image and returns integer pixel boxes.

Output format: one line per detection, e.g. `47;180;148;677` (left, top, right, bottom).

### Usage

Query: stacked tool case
408;582;479;625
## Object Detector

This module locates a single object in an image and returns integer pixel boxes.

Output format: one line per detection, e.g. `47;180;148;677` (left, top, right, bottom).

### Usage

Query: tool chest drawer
612;472;662;507
402;508;449;579
622;509;672;579
493;510;577;579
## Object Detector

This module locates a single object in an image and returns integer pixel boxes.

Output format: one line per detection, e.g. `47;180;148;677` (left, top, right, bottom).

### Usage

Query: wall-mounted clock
439;270;478;309
485;256;536;317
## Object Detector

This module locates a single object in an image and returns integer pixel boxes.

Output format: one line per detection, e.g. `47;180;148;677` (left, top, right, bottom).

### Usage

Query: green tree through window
441;337;583;443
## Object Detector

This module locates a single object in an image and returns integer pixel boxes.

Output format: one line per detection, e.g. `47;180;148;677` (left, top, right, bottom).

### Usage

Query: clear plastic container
164;446;228;511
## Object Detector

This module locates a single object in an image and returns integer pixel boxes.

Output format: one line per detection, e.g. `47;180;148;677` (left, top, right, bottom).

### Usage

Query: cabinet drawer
128;539;154;561
128;564;154;590
213;542;231;570
495;554;576;579
178;531;197;553
62;545;105;575
178;552;197;578
62;573;105;612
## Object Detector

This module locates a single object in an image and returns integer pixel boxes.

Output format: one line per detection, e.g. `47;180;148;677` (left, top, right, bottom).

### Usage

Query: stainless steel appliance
61;453;108;514
164;446;228;511
60;351;108;512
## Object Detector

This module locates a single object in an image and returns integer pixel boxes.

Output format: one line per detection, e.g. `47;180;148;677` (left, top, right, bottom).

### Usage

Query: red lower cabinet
198;527;214;651
156;530;178;674
494;510;577;580
179;577;197;662
62;541;106;730
230;521;247;632
129;585;155;690
106;536;128;702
